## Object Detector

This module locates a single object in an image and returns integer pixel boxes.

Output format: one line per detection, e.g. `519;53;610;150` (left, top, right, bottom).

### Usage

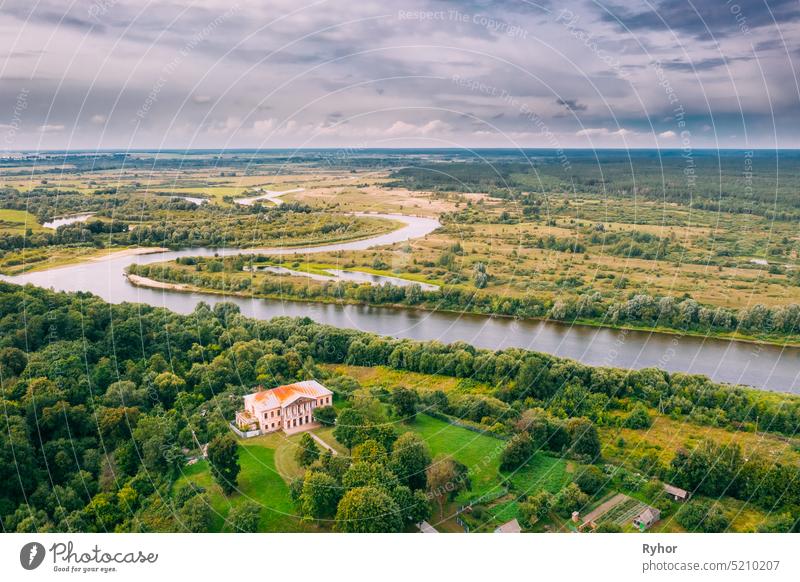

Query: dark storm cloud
599;0;800;39
659;56;754;71
2;0;799;148
556;98;588;111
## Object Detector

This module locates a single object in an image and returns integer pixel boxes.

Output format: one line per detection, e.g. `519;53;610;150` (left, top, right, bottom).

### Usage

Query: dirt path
580;493;629;527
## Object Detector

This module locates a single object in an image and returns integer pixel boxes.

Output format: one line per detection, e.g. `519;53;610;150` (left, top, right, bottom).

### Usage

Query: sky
2;0;800;150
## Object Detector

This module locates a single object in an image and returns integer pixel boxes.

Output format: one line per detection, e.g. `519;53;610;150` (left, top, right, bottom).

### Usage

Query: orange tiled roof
245;380;331;409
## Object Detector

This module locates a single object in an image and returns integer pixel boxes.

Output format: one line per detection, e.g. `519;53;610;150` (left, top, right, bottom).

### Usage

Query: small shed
664;483;690;502
633;507;661;531
494;518;522;533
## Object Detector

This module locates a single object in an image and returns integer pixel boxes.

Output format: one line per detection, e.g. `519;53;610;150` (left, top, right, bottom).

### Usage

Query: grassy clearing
600;415;800;468
0;208;44;233
327;364;495;395
175;440;309;532
501;452;572;496
405;413;505;502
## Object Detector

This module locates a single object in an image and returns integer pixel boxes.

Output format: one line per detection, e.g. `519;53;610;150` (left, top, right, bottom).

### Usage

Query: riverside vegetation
0;282;798;533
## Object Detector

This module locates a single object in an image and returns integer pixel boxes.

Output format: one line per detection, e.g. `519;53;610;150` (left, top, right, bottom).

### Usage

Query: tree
152;371;185;406
575;465;606;495
334;486;402;533
0;346;27;376
295;433;321;467
624;403;652;429
342;462;397;490
352;439;387;464
670;440;742;497
566;417;601;459
553;483;589;518
391;485;431;526
519;491;553;527
180;494;212;532
391;387;419;421
208;433;240;495
426;455;471;517
499;432;534;471
333;408;366;451
313;405;336;426
390;432;431;490
473;262;488;288
227;501;261;532
676;501;730;533
301;472;341;521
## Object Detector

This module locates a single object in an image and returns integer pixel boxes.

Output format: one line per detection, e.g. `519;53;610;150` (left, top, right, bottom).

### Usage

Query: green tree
227;501;261;532
313;405;336;426
566;417;601;459
624;403;652;429
426;455;471;517
553;483;589;518
333;408;366;451
334;486;402;533
208;433;240;495
301;472;341;521
295;433;321;467
575;465;606;495
391;387;419;420
676;501;730;533
180;494;212;532
352;439;387;464
390;432;431;490
519;490;554;527
391;485;431;526
152;371;186;406
499;432;534;471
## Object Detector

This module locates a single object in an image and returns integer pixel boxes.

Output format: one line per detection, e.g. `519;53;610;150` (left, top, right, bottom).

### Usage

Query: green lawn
405;414;506;502
175;441;308;532
502;452;572;496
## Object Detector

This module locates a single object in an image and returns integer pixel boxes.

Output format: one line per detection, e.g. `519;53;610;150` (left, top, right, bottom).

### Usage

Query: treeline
131;259;800;341
389;151;800;222
0;185;379;252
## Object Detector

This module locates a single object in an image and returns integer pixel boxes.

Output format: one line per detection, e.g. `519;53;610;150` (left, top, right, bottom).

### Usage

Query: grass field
327;364;495;395
405;414;506;502
0;208;44;233
501;452;572;496
174;435;309;532
600;415;800;469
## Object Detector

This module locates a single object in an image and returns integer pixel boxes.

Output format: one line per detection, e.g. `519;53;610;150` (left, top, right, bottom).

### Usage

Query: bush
313;405;336;426
676;501;730;532
575;465;606;495
552;483;589;518
624;404;652;429
499;432;533;471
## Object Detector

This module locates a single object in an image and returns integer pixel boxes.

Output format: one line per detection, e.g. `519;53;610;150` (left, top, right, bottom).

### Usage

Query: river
3;213;799;393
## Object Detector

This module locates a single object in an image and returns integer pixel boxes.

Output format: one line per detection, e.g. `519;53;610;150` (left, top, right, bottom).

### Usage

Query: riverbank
0;246;170;276
126;267;800;350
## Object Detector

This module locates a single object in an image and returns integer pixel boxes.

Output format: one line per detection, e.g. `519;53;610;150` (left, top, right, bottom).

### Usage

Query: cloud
38;124;65;133
385;119;452;136
600;0;800;39
556;98;588;112
576;127;634;137
658;130;677;138
90;114;107;124
2;0;799;148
